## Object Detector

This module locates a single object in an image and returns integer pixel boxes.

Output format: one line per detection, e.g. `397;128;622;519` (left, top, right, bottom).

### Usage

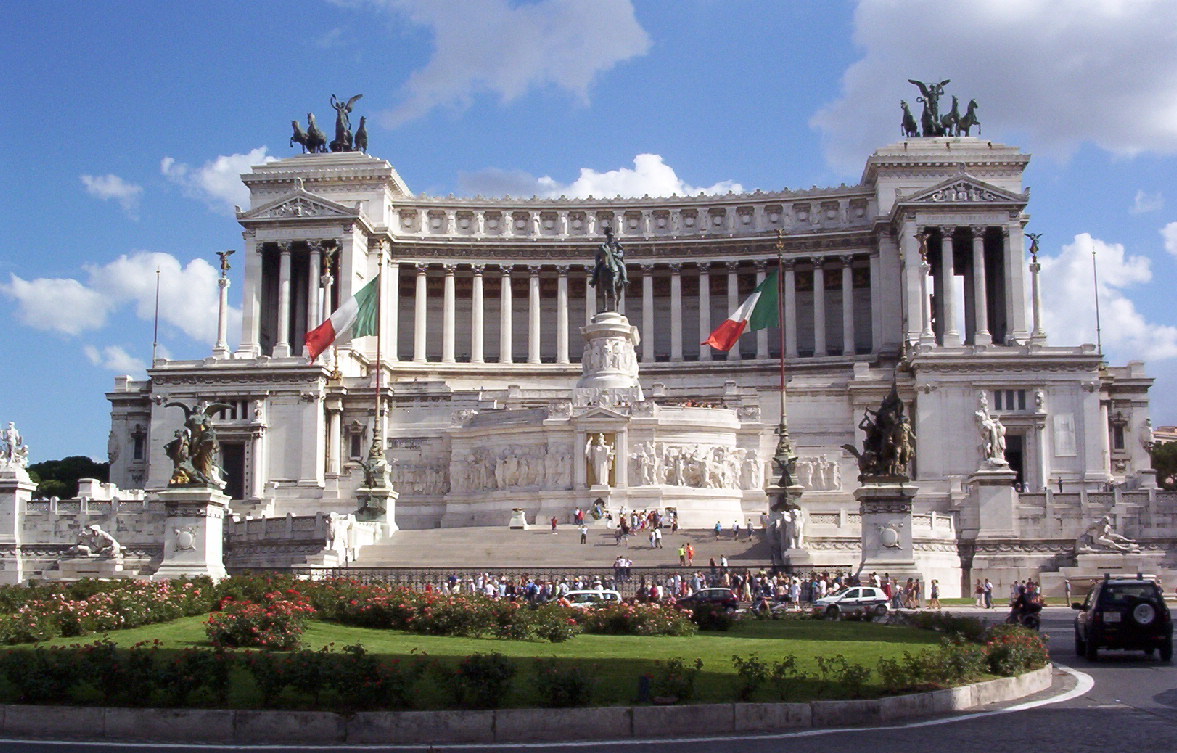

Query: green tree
1151;441;1177;491
26;455;109;499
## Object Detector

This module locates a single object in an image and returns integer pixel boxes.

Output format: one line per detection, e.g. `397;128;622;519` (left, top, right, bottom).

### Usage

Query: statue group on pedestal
901;80;980;138
974;392;1008;467
842;385;915;480
0;422;29;470
590;227;629;313
164;401;228;490
290;94;368;154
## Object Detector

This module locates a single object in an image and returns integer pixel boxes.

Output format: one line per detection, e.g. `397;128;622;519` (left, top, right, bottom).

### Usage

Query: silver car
813;586;890;620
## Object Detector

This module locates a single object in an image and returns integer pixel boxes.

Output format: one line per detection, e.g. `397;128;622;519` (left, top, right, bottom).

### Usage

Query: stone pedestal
151;488;231;581
0;467;34;585
508;509;529;529
856;481;920;580
49;557;134;581
971;466;1018;538
575;312;643;407
1040;550;1171;599
357;487;399;536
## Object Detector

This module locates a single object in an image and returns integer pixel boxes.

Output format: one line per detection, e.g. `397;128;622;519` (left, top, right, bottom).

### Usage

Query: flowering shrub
443;652;517;708
532;659;595;707
204;591;315;650
984;624;1049;676
688;602;735;631
578;602;697;637
0;581;214;645
650;657;704;701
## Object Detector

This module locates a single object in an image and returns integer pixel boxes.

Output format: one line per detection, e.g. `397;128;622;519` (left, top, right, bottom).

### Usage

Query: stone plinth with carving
0;465;35;585
856;482;920;580
356;486;398;534
151;487;231;581
970;466;1018;538
574;312;643;408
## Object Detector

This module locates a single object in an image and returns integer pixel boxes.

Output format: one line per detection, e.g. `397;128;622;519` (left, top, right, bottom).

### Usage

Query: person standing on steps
579;524;588;544
686;542;695;567
551;516;558;534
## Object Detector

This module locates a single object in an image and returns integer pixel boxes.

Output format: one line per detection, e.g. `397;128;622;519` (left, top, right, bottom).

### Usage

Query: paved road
1;607;1173;752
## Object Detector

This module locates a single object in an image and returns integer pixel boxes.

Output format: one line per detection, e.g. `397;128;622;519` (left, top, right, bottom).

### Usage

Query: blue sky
3;0;1177;463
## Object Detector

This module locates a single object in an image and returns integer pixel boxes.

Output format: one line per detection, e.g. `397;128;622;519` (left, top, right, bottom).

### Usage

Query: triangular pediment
575;406;631;421
899;174;1027;206
237;184;360;221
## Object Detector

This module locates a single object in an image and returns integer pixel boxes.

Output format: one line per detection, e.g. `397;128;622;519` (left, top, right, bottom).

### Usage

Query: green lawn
28;615;946;707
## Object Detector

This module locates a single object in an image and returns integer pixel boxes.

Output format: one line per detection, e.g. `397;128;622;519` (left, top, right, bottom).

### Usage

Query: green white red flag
305;274;380;361
702;270;779;351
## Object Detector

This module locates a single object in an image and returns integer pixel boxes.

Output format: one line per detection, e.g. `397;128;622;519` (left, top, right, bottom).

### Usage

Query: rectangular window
1113;425;1125;450
132;435;144;461
993;390;1026;412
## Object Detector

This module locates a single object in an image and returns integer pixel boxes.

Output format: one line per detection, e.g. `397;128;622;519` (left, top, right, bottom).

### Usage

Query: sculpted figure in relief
69;524;123;561
585;434;615;487
974;392;1008;466
1078;515;1141;553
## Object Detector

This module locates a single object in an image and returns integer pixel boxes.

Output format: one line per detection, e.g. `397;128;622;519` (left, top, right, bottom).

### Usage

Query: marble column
584;268;595;325
470;265;485;363
236;232;260;358
754;261;769;359
556;266;570;364
413;263;428;363
840;255;855;356
442;263;456;363
941;227;961;346
812;258;827;357
783;259;798;358
641;264;655;362
500;266;513;364
383;259;397;362
327;402;342;476
274;242;293;358
971;226;992;345
213;276;230;359
868;252;881;353
669;263;684;361
1005;222;1030;342
528;265;542;364
1030;254;1046;343
919;232;935;345
697;263;712;361
307;242;322;329
726;261;741;361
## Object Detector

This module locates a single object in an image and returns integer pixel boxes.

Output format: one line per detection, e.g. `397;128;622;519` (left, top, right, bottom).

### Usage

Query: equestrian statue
589;226;629;313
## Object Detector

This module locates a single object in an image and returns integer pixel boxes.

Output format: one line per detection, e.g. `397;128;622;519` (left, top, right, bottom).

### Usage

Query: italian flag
702;270;779;351
305;274;380;362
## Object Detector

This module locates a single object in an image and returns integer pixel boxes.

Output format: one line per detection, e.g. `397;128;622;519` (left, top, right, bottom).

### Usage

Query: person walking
686;542;695;567
929;579;941;610
550;516;558;534
678;545;687;566
1064;578;1072;605
714;521;723;540
974;579;984;607
653;527;663;549
983;578;993;609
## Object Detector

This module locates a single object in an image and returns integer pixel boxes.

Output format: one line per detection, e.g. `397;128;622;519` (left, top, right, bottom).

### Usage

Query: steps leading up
351;526;772;568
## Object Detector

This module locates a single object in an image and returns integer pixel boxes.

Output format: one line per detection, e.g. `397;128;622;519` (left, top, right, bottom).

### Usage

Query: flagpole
151;266;161;365
375;245;384;448
772;229;796;492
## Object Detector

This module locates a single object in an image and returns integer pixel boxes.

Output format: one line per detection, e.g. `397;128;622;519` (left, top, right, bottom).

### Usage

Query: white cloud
1162;222;1177;258
1039;233;1177;362
459;154;742;200
379;0;650;126
812;0;1177;174
2;252;240;346
80;174;143;218
161;147;276;214
1131;190;1164;215
84;344;146;375
1;276;109;335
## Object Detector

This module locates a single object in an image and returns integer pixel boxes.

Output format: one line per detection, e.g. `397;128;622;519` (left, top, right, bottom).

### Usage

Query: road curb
0;665;1053;744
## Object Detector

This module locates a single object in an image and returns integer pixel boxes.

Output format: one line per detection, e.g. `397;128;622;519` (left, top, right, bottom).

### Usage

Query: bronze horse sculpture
589;227;629;313
958;99;980;136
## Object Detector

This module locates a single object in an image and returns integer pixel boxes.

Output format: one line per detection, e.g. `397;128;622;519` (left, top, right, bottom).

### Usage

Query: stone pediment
237;182;360;222
900;175;1027;206
573;405;631;421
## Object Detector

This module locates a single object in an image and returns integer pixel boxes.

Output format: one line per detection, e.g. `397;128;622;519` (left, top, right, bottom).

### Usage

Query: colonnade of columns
904;223;1031;347
381;256;874;365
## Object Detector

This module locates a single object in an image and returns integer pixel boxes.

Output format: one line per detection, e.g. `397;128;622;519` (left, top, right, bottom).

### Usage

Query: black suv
1073;576;1172;662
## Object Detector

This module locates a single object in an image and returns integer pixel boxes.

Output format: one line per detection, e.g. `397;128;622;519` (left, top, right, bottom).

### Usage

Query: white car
813;586;890;620
560;589;623;609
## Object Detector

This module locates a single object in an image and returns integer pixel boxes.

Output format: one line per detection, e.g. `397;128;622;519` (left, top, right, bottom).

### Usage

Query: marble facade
95;136;1173;594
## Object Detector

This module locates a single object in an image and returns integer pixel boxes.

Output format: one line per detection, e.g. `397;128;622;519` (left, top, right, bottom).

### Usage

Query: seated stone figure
69;524;124;561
